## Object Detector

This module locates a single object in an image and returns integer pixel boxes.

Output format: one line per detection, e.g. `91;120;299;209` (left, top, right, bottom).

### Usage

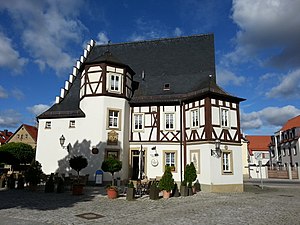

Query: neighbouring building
269;115;300;179
6;124;38;149
36;34;245;192
246;135;271;179
0;130;13;146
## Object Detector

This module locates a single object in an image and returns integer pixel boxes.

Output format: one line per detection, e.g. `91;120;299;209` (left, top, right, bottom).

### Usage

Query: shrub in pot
158;166;175;199
184;162;197;196
149;181;159;200
101;156;122;199
69;155;88;195
126;181;135;201
45;173;55;193
180;180;188;197
25;161;44;191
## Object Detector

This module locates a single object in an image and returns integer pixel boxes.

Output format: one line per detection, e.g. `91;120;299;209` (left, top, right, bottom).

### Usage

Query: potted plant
149;180;159;200
24;161;44;191
180;179;188;197
185;162;197;196
45;173;55;193
101;156;122;199
126;181;135;201
69;155;88;195
193;179;201;193
158;166;175;199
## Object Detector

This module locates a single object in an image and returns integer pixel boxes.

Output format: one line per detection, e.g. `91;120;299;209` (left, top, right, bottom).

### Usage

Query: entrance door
131;150;145;180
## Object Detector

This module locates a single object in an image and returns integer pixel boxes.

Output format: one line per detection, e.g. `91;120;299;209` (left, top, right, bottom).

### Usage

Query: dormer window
164;83;170;90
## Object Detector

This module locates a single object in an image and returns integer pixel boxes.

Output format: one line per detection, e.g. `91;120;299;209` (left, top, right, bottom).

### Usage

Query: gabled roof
246;135;271;155
280;115;300;131
38;34;245;119
0;130;13;144
6;124;38;143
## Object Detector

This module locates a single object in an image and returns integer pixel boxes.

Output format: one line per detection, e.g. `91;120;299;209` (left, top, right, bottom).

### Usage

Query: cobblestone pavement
0;184;300;225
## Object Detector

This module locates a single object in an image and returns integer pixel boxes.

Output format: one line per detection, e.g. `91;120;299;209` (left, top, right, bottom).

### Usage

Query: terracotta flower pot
72;184;84;195
163;190;171;199
107;187;118;199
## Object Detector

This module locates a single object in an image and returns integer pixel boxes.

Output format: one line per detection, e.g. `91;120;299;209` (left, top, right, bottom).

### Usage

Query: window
106;149;119;160
109;73;121;93
69;120;75;128
191;109;199;128
222;151;233;174
221;108;229;127
164;151;176;171
108;110;120;129
133;113;144;131
165;113;175;130
45;121;51;129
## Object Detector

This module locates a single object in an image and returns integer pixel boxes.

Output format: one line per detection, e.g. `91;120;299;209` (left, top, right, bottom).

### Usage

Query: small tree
158;166;175;192
101;156;122;186
69;155;88;182
24;160;44;187
185;162;197;187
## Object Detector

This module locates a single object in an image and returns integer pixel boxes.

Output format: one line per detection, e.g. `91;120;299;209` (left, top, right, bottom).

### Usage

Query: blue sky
0;0;299;135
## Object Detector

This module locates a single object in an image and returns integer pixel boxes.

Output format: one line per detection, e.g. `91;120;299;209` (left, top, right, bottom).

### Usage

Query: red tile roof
281;115;300;131
0;130;13;144
246;135;271;155
23;124;38;142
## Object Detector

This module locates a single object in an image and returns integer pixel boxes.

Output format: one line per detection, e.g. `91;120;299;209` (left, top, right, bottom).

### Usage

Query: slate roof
38;33;245;119
280;115;300;131
246;135;271;155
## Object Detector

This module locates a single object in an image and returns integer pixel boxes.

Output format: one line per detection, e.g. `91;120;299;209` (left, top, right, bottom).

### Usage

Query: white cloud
174;27;183;37
27;104;50;116
216;66;245;86
0;109;22;128
266;69;300;99
11;88;25;100
96;32;109;45
241;105;300;132
0;32;27;72
227;0;300;68
0;85;8;98
0;0;86;76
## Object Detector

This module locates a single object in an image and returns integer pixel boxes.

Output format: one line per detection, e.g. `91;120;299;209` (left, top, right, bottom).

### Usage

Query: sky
0;0;299;135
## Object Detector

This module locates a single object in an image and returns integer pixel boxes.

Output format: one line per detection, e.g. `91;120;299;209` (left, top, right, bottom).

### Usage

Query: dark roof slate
38;34;245;119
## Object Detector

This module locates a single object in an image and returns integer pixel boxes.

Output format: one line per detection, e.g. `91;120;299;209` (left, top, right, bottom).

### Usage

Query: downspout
179;100;183;182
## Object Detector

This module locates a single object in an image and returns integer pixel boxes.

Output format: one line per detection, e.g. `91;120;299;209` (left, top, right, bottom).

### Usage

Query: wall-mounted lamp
59;135;70;152
211;139;221;157
152;146;158;156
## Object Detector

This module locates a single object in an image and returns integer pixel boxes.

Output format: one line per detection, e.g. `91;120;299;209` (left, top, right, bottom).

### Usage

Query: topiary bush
158;166;175;192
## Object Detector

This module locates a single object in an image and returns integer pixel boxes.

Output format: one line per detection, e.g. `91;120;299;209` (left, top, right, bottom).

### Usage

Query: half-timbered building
36;34;245;192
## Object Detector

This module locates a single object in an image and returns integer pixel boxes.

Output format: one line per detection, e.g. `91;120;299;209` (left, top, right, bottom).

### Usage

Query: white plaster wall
210;144;243;185
36;95;130;182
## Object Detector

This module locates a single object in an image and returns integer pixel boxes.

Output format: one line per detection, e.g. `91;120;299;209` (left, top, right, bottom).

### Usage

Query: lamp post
211;139;221;157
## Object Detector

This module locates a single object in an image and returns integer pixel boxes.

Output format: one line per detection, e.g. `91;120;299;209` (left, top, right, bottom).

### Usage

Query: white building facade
36;34;245;192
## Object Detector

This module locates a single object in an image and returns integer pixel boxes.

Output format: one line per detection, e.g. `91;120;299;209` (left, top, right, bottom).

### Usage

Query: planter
180;185;188;197
163;190;171;199
149;182;159;200
188;187;193;196
72;184;84;195
107;187;118;199
126;187;135;201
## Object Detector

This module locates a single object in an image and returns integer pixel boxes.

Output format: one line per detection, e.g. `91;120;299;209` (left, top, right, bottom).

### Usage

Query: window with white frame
133;113;144;131
165;151;176;171
221;108;229;127
165;113;175;130
108;110;120;129
191;109;199;128
109;73;121;93
222;151;233;174
69;120;75;128
45;121;51;129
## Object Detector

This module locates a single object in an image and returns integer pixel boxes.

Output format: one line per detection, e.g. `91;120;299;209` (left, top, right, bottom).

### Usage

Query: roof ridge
95;33;214;47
